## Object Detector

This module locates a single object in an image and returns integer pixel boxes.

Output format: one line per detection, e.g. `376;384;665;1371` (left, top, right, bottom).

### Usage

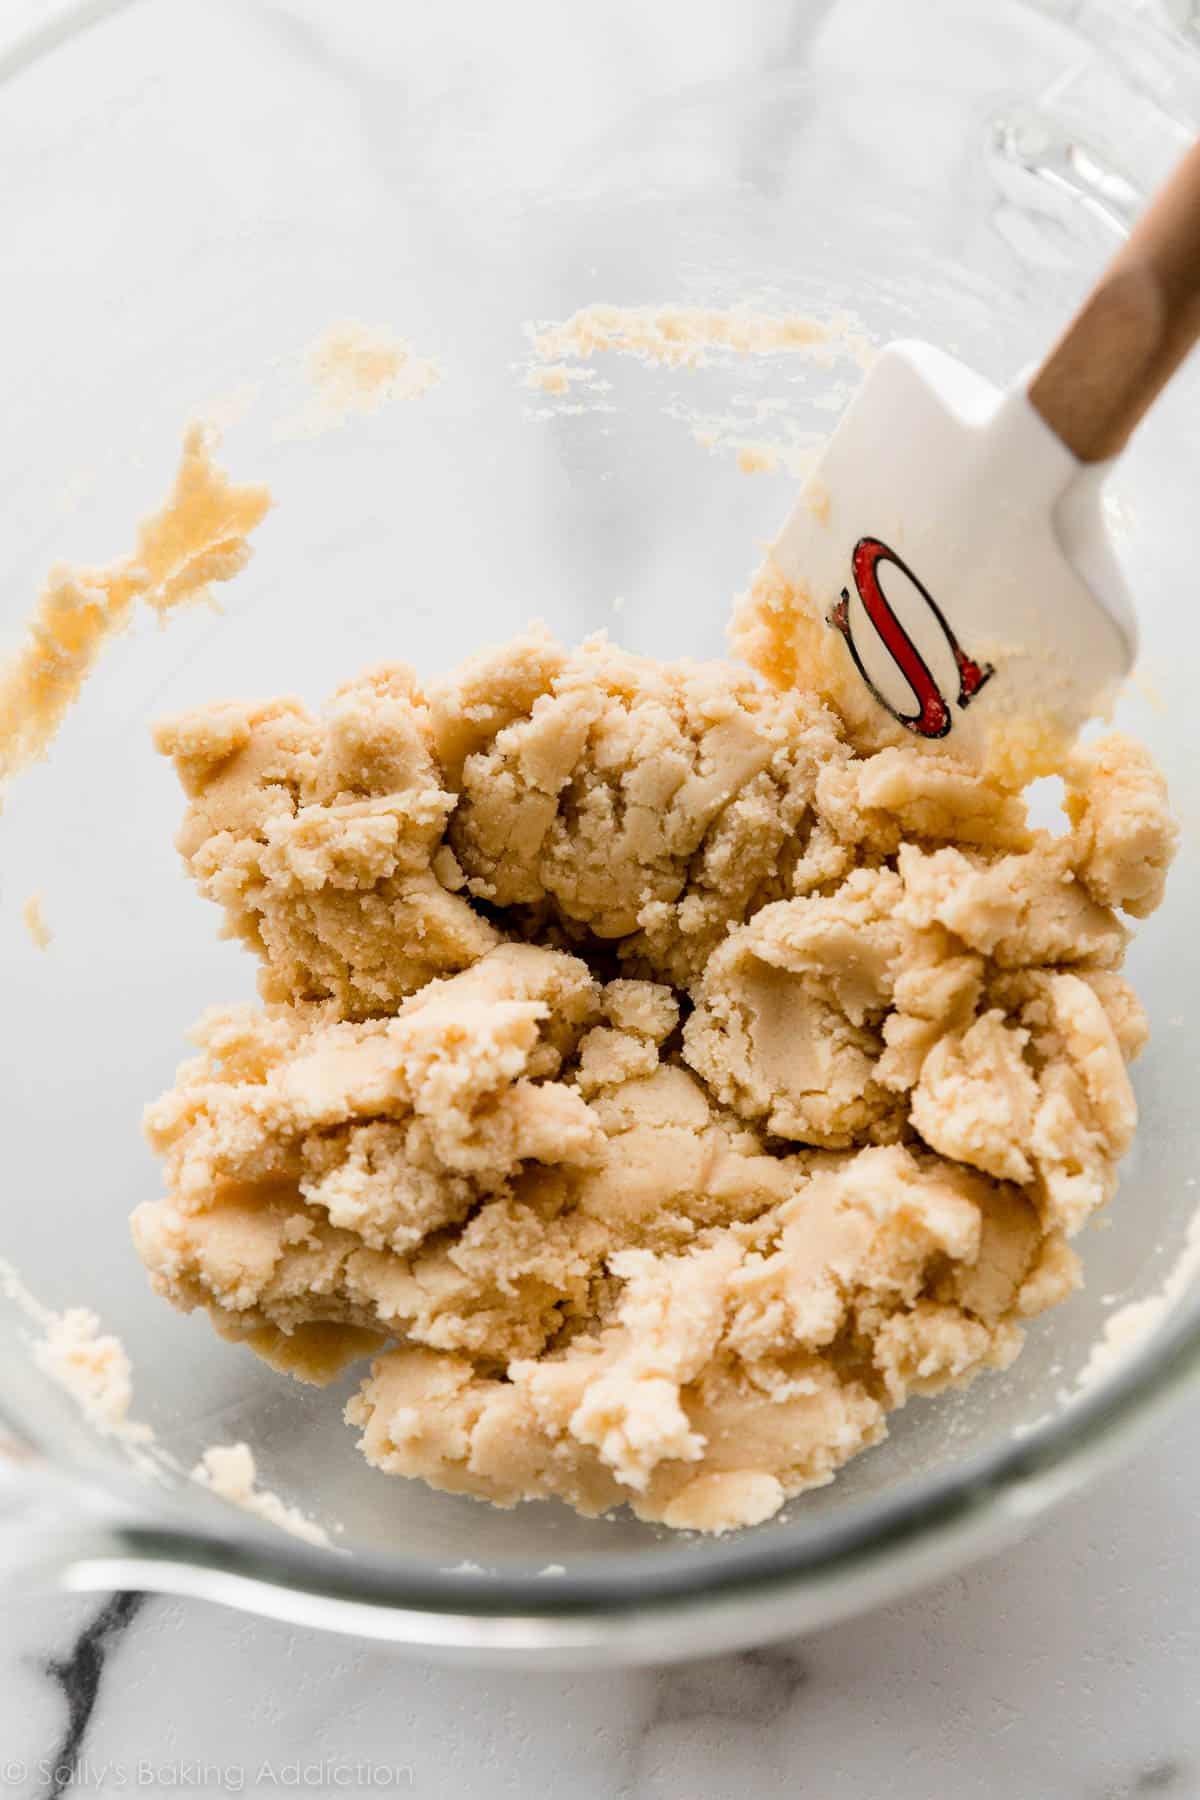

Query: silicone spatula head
766;138;1200;778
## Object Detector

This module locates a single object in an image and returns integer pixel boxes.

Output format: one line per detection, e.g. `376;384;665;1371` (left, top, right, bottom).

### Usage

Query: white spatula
771;139;1200;773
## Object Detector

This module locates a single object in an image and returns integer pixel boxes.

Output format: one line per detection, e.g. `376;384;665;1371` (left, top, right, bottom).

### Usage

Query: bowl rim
6;1282;1198;1650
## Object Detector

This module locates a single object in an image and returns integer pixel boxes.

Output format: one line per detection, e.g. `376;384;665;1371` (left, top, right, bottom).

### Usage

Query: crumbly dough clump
134;632;1177;1532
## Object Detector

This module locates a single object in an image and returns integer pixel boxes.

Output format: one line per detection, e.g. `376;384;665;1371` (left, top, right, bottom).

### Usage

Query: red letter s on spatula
828;536;993;739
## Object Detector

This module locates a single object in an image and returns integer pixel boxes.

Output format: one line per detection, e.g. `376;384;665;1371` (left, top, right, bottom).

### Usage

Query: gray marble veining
40;1594;145;1799
3;1405;1198;1800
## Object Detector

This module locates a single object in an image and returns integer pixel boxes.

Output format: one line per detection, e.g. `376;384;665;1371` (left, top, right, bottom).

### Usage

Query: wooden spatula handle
1028;137;1200;463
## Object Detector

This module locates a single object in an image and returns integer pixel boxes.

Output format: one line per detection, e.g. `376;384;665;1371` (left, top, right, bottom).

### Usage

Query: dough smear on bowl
132;630;1177;1533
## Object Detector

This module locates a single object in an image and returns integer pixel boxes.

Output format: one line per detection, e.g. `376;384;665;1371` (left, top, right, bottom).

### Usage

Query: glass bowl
1;0;1198;1665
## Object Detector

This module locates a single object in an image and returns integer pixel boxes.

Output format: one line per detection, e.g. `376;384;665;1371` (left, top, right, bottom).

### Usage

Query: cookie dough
300;323;440;432
133;632;1177;1532
192;1443;332;1548
0;426;270;788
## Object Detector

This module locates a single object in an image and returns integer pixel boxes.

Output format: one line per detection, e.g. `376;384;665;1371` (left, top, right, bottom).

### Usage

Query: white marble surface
1;1403;1197;1799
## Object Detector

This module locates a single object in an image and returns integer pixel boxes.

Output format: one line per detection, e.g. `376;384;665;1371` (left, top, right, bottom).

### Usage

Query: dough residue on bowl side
192;1442;333;1549
303;323;440;420
22;891;52;950
0;426;271;789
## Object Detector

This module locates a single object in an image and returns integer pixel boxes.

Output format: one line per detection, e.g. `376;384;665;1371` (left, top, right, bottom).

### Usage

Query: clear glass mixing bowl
1;0;1198;1665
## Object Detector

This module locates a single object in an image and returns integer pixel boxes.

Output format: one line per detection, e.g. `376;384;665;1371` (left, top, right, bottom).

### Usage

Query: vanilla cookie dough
133;632;1177;1533
0;426;270;788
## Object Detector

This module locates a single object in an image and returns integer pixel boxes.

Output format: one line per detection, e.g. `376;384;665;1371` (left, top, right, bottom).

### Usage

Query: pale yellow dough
133;631;1177;1533
0;426;270;788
